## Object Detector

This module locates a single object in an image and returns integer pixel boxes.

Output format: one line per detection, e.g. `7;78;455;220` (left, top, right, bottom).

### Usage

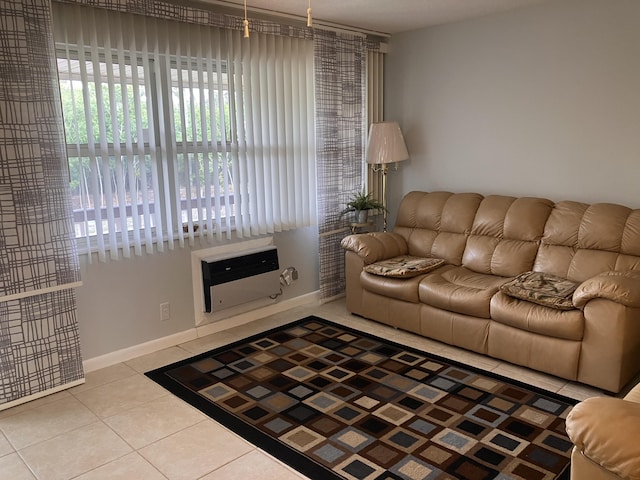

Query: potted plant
339;190;387;223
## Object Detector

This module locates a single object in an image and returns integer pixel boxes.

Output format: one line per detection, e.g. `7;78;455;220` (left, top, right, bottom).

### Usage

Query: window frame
57;47;239;249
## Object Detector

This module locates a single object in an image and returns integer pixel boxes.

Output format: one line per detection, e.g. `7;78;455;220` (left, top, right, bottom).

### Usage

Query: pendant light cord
243;0;249;37
245;1;312;37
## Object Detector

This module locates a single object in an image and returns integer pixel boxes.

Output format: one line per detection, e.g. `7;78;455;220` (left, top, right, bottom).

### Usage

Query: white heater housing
191;238;281;326
201;245;280;313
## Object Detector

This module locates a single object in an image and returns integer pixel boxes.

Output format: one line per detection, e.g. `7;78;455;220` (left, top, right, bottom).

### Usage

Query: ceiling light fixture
307;0;312;27
243;0;250;38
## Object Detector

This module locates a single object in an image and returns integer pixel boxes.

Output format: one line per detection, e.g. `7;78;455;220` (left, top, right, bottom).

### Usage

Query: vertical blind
53;3;316;261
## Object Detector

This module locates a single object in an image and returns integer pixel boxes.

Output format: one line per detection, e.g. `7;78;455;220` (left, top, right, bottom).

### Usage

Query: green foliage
58;62;235;202
59;79;150;146
339;190;386;217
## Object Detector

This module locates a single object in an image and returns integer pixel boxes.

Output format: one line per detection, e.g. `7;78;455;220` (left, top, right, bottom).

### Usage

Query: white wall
75;227;319;360
386;0;640;225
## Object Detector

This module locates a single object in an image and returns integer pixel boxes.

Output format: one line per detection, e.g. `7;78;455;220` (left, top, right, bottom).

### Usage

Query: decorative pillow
500;271;579;310
364;256;445;278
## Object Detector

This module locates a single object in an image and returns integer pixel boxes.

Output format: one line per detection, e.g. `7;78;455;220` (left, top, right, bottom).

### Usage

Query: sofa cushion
500;271;579;310
462;196;554;277
360;272;425;303
490;292;584;341
364;256;445;278
393;191;483;266
419;267;509;318
535;201;640;281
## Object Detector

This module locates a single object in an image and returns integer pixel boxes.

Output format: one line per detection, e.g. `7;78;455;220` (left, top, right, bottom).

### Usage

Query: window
58;55;157;243
54;3;316;261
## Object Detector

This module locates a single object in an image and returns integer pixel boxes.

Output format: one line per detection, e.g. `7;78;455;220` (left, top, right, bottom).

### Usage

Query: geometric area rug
146;316;575;480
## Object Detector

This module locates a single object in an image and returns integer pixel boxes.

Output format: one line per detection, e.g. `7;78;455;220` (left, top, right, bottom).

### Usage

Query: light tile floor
0;299;607;480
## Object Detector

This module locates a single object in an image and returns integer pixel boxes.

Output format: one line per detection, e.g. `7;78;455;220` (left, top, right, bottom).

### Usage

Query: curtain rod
184;0;391;39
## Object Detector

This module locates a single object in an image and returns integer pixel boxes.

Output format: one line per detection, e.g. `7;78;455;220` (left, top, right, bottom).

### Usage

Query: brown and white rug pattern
147;316;575;480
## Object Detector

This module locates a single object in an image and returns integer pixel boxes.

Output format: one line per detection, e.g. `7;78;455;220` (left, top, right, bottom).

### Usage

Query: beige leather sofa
341;191;640;393
566;382;640;479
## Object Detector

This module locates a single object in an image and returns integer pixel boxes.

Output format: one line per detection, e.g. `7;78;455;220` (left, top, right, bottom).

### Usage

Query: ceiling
203;0;554;35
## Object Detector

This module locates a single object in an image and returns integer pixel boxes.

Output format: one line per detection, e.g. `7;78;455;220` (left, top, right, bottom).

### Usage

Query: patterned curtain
56;0;313;40
0;0;84;408
314;30;367;301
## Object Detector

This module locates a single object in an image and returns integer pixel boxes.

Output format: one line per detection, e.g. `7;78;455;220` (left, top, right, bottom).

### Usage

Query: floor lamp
365;122;409;231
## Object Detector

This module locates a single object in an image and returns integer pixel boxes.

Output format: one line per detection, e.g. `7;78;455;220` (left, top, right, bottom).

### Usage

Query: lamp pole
370;163;390;231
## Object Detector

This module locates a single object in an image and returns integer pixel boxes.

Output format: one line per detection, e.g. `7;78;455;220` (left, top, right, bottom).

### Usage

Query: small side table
350;221;375;234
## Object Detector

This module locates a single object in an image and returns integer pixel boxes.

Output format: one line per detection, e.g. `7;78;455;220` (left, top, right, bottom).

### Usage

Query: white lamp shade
365;121;409;165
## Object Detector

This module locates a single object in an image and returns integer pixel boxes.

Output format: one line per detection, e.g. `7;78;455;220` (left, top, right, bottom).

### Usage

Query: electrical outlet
160;302;170;321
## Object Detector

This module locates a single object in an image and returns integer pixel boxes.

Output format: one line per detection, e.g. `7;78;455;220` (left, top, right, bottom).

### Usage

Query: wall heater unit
201;246;280;313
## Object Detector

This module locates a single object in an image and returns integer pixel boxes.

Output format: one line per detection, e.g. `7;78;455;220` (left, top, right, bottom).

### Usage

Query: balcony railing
71;195;235;237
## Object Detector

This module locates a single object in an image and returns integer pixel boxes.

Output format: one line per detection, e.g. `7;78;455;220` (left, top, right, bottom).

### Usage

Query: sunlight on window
57;55;236;241
54;3;316;260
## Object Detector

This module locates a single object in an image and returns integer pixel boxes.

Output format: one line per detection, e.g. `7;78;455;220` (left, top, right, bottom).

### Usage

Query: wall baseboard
82;329;198;373
0;379;86;412
83;291;319;373
196;291;319;337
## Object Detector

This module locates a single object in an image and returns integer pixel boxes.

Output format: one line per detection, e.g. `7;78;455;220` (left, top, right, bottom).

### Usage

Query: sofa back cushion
462;196;554;277
393;192;640;282
394;191;482;265
534;201;640;282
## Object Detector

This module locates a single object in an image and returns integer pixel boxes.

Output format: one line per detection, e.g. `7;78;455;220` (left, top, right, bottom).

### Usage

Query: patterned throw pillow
364;256;445;278
500;271;579;310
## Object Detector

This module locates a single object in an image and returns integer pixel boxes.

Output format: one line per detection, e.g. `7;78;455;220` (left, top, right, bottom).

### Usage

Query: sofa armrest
573;270;640;309
566;396;640;480
340;232;408;265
